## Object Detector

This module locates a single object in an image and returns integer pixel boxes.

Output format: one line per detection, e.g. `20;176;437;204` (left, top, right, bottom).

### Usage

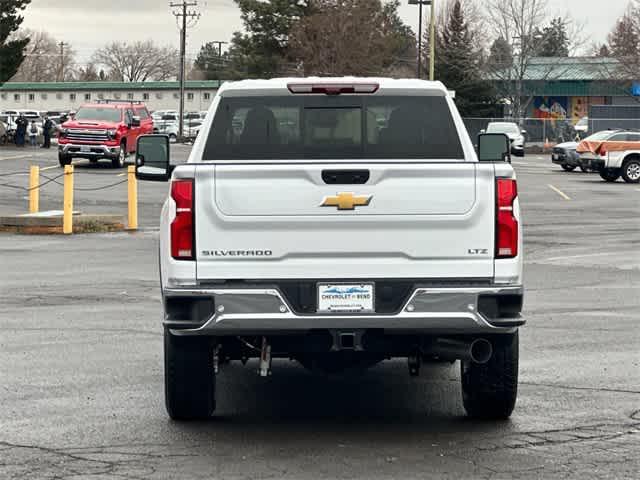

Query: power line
170;1;200;140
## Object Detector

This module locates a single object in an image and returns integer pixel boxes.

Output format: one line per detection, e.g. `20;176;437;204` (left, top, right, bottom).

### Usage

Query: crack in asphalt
3;421;639;479
0;440;195;479
475;421;640;453
520;381;640;395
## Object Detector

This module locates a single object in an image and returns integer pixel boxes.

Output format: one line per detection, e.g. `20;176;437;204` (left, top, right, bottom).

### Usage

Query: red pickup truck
58;100;154;168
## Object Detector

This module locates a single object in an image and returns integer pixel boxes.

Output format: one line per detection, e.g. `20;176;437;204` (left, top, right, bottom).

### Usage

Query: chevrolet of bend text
134;78;524;420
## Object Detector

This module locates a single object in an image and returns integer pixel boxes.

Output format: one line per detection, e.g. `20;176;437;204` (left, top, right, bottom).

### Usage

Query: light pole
409;0;435;80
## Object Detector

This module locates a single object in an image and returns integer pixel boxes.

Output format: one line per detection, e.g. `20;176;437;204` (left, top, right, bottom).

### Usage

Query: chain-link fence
462;118;640;147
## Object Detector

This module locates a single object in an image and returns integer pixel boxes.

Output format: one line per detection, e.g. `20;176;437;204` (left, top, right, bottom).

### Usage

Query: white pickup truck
135;78;524;421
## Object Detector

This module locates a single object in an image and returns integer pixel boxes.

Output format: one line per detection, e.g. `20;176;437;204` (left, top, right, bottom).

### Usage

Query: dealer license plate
317;283;374;313
80;145;90;153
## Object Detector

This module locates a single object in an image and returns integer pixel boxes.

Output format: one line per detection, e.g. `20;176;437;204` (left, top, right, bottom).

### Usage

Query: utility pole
170;1;200;140
58;42;67;82
429;0;436;81
409;0;435;80
417;2;423;78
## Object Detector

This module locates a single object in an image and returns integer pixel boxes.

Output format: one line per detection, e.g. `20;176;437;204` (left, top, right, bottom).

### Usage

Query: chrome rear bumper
164;285;524;336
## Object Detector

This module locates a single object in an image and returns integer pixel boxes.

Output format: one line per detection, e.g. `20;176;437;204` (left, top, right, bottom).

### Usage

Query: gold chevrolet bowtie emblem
321;192;372;210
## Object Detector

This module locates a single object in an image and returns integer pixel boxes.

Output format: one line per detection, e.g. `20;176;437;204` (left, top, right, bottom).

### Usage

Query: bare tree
289;0;413;77
92;40;178;82
10;29;75;82
76;63;101;81
484;0;584;119
606;1;640;79
290;0;387;76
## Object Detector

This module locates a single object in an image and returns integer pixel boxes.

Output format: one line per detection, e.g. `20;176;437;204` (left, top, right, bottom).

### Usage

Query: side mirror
130;116;141;128
521;129;527;135
135;134;172;182
478;133;511;163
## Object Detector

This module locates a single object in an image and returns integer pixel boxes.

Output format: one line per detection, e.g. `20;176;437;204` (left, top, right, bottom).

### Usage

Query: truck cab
135;78;524;421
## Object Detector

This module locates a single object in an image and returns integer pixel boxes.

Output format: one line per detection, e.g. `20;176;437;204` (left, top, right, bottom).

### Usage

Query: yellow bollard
63;165;74;234
127;165;138;230
29;165;39;213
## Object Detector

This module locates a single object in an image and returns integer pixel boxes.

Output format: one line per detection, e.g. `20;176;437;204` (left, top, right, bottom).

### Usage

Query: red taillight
496;179;518;259
287;83;379;95
171;179;194;260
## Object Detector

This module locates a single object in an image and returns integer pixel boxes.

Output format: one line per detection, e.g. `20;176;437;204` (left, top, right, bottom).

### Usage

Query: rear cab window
203;94;464;160
135;107;150;120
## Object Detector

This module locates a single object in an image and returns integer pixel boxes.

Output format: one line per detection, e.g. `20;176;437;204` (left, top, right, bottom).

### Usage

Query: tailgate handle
322;170;370;185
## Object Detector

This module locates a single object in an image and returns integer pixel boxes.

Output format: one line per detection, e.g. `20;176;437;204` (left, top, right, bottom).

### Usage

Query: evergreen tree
595;44;611;57
228;0;311;78
194;42;234;80
381;0;417;75
537;17;570;57
488;37;513;70
435;1;497;116
0;0;31;85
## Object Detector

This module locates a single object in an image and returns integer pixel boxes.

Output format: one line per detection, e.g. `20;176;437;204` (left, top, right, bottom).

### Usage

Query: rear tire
461;332;519;419
579;164;589;173
561;164;576;172
164;329;216;420
599;169;620;182
621;158;640;184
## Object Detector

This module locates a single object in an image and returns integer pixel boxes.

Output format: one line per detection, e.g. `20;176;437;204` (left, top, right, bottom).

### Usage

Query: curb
0;212;126;234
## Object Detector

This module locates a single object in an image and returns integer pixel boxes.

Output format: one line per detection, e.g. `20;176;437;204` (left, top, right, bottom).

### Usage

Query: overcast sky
21;0;631;65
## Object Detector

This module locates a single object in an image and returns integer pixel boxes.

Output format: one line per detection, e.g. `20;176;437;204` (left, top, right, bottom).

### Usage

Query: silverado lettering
202;250;273;257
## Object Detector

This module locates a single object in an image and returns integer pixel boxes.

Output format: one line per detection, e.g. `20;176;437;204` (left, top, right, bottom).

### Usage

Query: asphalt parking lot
1;147;639;479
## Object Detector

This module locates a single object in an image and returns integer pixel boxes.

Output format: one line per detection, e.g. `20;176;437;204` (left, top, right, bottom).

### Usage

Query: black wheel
58;153;71;167
164;328;215;420
112;142;126;168
599;169;620;182
621;158;640;184
561;164;576;172
579;165;589;173
169;133;177;143
461;332;519;419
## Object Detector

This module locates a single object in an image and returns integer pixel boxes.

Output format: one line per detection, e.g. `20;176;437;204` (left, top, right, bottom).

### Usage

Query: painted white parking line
41;165;58;171
117;172;126;177
548;184;571;200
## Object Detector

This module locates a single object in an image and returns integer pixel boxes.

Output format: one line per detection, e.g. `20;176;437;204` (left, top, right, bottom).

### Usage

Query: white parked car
134;78;524;421
484;122;526;157
486;122;527;157
578;130;640;183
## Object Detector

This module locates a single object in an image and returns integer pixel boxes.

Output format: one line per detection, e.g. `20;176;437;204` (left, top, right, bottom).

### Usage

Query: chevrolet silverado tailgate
194;162;495;280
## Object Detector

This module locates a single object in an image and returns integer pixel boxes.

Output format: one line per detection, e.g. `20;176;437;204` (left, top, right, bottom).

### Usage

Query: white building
0;80;221;113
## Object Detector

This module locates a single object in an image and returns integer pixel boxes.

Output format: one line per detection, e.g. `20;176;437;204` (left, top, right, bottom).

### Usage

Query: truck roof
217;77;449;96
